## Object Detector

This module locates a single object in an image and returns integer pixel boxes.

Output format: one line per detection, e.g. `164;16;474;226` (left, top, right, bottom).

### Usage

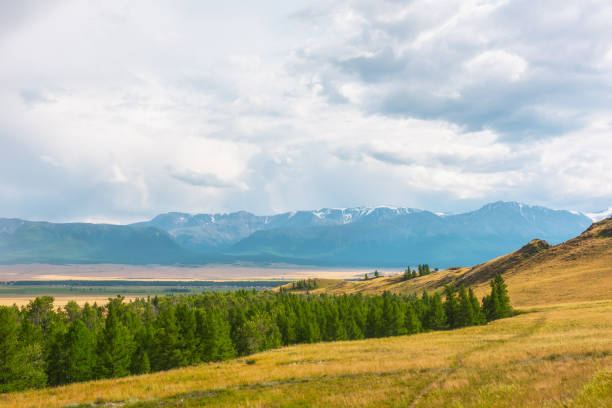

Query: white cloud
464;50;527;82
0;0;611;222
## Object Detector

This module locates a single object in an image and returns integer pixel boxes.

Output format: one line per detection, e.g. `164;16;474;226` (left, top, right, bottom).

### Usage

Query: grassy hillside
4;300;611;407
280;217;612;307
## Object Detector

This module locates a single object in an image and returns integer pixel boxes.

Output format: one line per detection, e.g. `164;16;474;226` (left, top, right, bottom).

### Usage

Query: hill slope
283;217;612;306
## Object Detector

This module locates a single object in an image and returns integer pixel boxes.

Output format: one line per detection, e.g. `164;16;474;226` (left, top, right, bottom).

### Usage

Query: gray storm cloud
0;0;611;223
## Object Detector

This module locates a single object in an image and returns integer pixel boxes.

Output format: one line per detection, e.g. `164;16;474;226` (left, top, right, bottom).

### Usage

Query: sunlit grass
2;299;610;408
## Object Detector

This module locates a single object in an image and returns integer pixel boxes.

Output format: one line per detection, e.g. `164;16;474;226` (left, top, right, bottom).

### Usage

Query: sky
1;0;611;224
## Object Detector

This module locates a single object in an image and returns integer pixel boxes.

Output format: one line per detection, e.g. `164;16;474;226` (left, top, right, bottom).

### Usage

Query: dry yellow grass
2;299;611;407
0;295;139;308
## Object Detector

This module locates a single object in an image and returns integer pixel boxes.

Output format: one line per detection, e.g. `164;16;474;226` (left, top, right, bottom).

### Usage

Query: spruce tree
456;285;474;327
482;274;512;321
151;305;181;371
0;306;19;392
44;319;67;386
175;303;197;366
382;292;404;336
468;288;484;325
443;285;459;329
494;273;512;318
63;319;95;383
405;303;421;334
197;308;235;362
0;306;46;392
365;300;383;338
425;292;446;330
95;300;134;378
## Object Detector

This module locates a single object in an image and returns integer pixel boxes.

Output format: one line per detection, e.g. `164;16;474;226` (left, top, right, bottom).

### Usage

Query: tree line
403;264;440;280
0;274;513;393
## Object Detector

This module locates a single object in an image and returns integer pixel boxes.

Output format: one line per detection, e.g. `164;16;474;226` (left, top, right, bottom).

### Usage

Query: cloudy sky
1;0;611;223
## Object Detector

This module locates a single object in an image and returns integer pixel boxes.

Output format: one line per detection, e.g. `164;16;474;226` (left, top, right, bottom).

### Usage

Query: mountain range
0;201;595;267
278;214;612;306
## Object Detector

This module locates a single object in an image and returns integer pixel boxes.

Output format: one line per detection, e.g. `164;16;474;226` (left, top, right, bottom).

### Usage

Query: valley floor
3;299;611;408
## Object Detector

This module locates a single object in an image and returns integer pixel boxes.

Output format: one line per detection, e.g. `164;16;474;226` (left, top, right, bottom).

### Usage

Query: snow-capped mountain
0;201;594;266
584;208;612;222
131;202;592;266
130;206;432;254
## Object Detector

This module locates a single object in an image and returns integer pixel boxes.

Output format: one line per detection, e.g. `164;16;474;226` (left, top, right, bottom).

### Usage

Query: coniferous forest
0;274;513;393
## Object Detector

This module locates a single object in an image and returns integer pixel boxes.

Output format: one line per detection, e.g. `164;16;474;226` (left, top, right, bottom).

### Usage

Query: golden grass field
2;299;610;407
0;295;140;308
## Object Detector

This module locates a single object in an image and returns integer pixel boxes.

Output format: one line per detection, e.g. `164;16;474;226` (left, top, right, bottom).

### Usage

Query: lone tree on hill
482;273;513;320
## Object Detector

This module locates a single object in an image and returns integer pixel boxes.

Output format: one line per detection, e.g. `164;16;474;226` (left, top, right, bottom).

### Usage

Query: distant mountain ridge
131;206;428;253
278;215;612;306
0;202;594;266
0;219;190;264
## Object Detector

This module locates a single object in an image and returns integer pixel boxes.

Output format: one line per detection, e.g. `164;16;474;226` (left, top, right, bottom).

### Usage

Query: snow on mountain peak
585;208;612;222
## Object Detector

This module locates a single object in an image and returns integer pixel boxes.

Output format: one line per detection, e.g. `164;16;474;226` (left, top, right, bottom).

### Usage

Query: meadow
2;299;610;407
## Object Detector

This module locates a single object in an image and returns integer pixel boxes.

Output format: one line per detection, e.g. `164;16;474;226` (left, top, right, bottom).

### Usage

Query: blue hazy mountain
134;202;592;267
131;207;427;254
0;202;593;266
0;219;190;264
225;202;593;266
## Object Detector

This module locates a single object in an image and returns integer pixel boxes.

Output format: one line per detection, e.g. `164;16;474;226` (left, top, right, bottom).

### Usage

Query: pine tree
468;288;484;325
482;274;512;321
0;306;19;392
131;323;153;374
405;303;421;334
0;306;46;392
151;305;181;371
425;292;446;330
443;285;459;329
276;306;297;345
197;308;236;362
95;300;134;378
456;285;474;327
382;292;404;336
131;348;151;375
365;300;383;338
44;319;67;386
494;273;512;318
344;315;364;340
63;319;95;383
175;303;197;366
